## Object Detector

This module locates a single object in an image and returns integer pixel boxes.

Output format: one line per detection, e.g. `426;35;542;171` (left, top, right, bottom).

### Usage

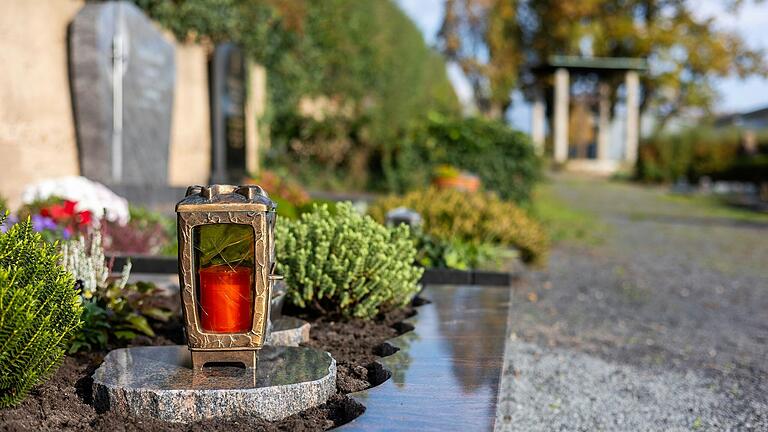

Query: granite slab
268;317;311;347
92;345;335;422
341;285;511;431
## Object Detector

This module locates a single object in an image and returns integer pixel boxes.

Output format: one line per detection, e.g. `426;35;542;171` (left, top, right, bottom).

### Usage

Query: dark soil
0;305;418;431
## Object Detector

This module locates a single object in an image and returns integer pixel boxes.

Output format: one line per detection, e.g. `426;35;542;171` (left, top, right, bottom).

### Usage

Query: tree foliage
439;0;768;126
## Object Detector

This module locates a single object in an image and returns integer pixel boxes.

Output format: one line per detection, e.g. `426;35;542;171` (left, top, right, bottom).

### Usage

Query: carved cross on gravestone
70;1;175;186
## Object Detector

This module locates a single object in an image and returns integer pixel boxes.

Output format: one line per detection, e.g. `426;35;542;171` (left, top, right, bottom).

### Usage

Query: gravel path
496;177;768;431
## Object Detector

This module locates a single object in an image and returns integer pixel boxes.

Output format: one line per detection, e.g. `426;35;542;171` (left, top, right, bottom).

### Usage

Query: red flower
76;210;92;227
39;200;78;223
63;200;77;215
41;204;67;221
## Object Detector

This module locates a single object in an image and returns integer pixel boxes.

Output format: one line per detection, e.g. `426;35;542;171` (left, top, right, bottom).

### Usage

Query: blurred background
0;0;766;260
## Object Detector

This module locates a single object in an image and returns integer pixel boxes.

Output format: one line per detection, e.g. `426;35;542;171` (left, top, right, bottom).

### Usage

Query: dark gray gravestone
210;43;247;184
70;1;175;186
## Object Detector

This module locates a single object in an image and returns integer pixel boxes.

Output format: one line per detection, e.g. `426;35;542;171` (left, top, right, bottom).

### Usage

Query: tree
438;0;768;128
135;0;460;190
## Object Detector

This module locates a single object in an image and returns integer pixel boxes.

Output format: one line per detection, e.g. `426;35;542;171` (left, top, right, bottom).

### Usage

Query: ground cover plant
410;228;515;271
276;202;423;318
369;188;549;266
0;215;83;407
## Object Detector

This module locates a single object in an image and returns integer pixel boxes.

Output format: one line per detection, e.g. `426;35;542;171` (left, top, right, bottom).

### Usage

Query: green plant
411;229;514;270
432;164;461;179
637;126;768;184
0;216;83;407
389;113;541;203
369;188;549;265
62;232;174;353
276;202;423;319
69;280;174;353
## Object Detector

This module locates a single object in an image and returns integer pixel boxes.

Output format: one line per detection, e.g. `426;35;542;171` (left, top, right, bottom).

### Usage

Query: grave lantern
176;184;280;369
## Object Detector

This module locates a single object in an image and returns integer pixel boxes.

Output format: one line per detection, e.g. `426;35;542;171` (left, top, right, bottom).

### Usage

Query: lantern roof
176;184;276;213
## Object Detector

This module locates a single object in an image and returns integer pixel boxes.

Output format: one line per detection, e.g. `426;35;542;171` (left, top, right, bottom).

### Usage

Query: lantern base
191;349;258;370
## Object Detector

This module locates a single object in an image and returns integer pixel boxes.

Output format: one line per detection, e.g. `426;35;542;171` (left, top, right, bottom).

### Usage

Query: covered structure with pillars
530;56;647;174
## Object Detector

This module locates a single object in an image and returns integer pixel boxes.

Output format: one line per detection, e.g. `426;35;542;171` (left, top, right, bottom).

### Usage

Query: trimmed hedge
637;126;768;184
388;113;541;203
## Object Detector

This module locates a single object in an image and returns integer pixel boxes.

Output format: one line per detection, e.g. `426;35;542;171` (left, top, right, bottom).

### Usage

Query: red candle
198;265;253;333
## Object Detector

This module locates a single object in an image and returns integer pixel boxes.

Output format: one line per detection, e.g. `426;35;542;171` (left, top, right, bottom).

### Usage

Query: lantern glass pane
192;223;255;333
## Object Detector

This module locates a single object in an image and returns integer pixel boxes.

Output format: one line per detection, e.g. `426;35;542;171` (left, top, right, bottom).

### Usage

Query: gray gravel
496;176;768;431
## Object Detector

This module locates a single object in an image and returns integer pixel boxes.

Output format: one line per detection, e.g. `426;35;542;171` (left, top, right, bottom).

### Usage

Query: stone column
553;68;570;163
625;70;640;164
597;81;611;161
530;88;546;155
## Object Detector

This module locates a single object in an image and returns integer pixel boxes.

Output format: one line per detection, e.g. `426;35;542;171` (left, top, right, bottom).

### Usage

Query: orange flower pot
433;174;481;192
198;265;253;333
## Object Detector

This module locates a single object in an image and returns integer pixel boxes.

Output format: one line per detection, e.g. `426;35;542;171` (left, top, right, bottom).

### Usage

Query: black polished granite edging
109;255;516;287
340;285;512;431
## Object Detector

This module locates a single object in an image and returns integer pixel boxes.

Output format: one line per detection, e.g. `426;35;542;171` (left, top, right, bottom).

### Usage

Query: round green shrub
275;202;423;319
0;216;83;407
390;113;541;203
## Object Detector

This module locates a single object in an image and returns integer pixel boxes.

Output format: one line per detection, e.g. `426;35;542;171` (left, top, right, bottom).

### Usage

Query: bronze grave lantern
176;184;279;369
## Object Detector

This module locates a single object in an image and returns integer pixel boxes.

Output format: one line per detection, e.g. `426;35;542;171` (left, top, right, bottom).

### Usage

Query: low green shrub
637;126;768;184
0;216;83;407
276;202;423;319
411;229;515;271
369;188;549;265
388;113;541;203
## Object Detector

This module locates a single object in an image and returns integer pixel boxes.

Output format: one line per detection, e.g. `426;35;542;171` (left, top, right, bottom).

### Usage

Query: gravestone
210;43;247;184
70;1;175;186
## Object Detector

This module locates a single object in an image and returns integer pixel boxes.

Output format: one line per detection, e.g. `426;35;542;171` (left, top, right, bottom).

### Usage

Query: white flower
21;176;130;225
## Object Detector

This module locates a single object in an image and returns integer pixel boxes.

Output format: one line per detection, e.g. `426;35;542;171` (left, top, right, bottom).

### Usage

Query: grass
532;182;607;246
659;193;768;223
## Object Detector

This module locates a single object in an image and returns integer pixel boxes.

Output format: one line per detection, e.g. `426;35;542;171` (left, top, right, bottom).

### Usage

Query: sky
395;0;768;132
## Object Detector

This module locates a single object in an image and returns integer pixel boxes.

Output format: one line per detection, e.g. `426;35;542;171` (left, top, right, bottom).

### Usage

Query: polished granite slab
341;285;511;431
267;316;311;346
92;345;335;422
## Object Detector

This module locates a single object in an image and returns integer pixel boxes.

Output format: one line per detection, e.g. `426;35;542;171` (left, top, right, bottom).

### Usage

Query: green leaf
196;224;253;268
114;330;137;341
125;314;155;337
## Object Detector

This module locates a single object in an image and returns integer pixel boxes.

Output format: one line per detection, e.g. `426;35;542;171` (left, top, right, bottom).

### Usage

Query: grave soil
0;304;419;431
